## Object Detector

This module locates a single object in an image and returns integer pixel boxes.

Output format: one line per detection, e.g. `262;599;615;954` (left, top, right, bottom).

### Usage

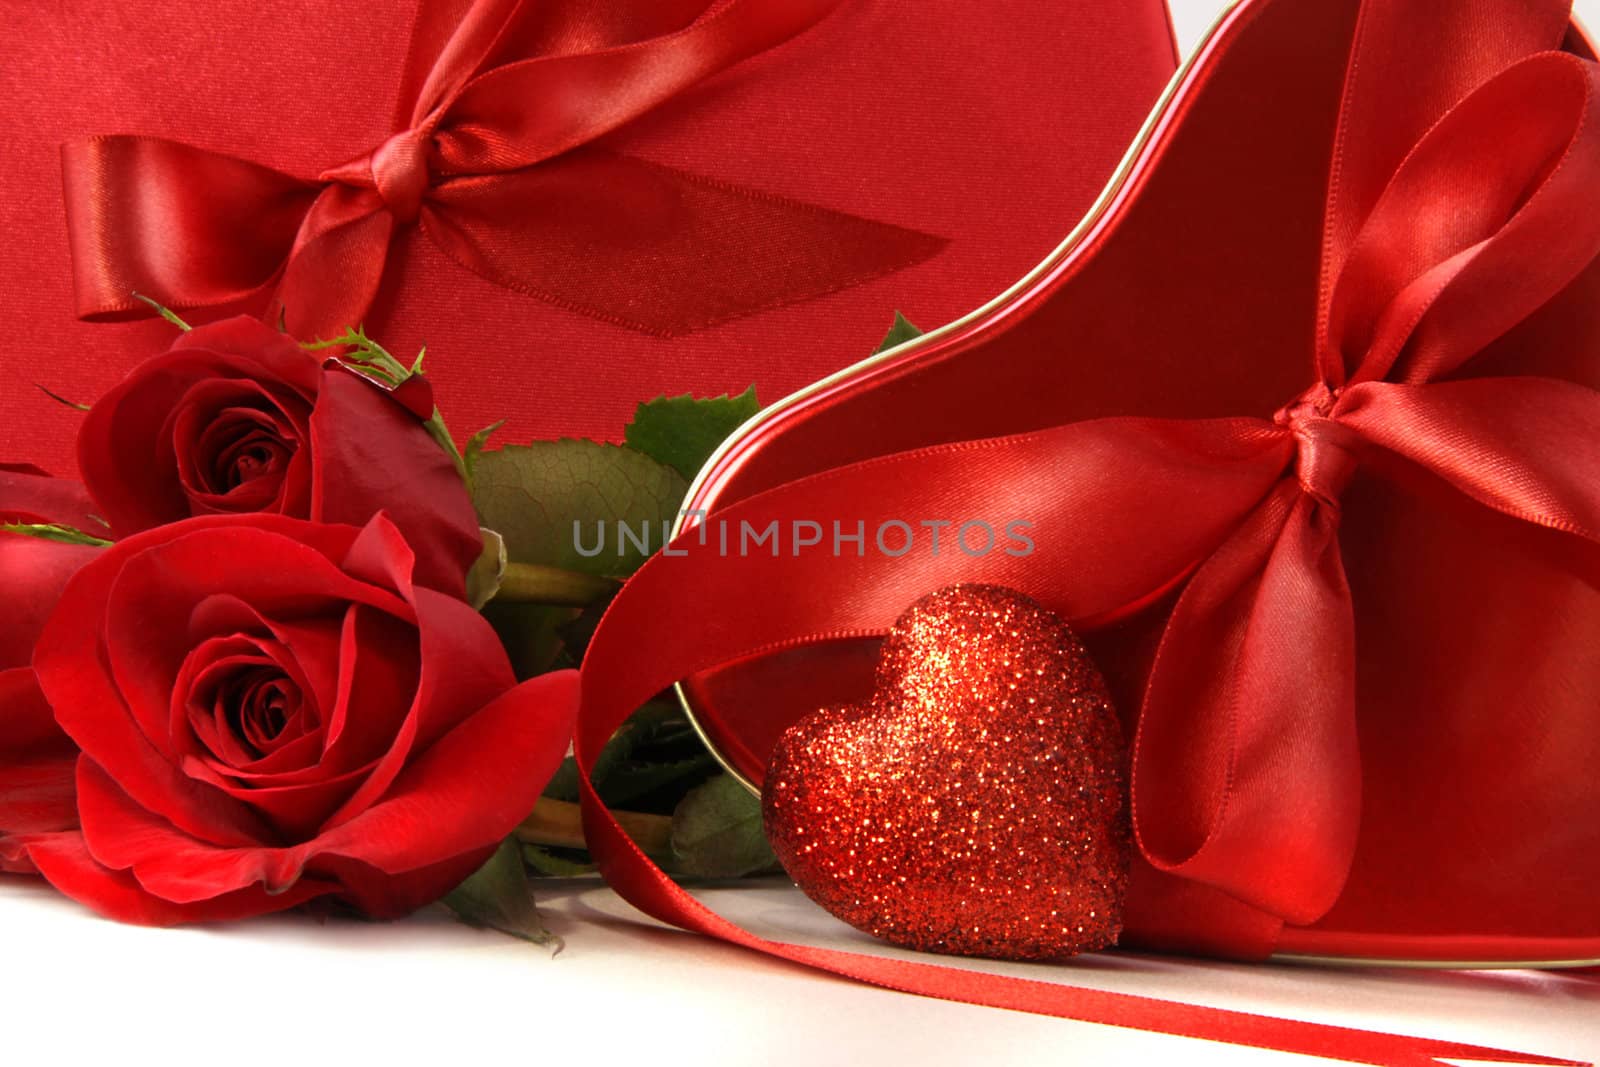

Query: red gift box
581;0;1600;968
0;0;1176;477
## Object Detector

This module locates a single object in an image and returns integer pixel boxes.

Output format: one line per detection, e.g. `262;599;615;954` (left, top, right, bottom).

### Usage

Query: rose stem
516;797;673;857
494;563;620;607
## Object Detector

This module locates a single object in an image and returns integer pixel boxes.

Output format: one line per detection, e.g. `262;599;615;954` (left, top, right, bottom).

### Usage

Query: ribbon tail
425;149;947;337
1133;480;1359;925
441;0;850;168
62;136;319;320
574;450;1577;1064
566;417;1585;1063
1316;0;1570;360
1327;53;1600;385
578;789;1582;1067
271;185;396;341
1339;377;1600;546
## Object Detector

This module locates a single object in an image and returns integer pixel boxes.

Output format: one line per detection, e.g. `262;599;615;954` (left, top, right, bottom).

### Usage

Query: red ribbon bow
61;0;945;339
573;0;1600;1062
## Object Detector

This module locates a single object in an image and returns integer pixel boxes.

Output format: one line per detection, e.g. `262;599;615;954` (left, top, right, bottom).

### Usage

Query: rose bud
77;317;482;597
0;465;104;871
18;512;577;924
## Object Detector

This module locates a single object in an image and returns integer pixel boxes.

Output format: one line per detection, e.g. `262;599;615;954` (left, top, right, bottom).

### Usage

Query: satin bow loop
62;0;947;340
1129;46;1600;922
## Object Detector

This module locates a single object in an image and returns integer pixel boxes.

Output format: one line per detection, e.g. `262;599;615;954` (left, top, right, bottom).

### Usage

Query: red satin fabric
681;0;1600;961
62;0;948;340
0;0;1176;478
572;0;1600;1060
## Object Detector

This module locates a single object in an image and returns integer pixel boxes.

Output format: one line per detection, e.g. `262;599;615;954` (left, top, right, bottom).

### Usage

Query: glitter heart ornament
762;584;1130;961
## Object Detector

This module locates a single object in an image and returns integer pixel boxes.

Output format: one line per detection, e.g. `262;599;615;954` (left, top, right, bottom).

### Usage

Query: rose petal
319;584;517;830
0;534;100;670
75;759;310;903
310;848;491;920
310;370;482;596
169;378;307;513
305;669;578;906
187;594;343;727
0;667;73;754
38;517;386;848
0;670;76;834
175;754;372;844
79;317;322;535
15;829;334;926
320;603;419;769
0;465;101;529
165;318;326;392
97;521;408;760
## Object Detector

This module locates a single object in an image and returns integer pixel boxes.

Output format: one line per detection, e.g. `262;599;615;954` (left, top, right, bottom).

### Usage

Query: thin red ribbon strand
61;0;946;339
572;0;1600;1061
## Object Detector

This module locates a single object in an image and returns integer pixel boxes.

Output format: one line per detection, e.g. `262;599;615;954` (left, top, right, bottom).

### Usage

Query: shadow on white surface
3;868;1597;1065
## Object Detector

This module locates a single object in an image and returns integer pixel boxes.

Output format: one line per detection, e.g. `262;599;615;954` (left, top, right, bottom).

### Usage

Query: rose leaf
542;701;692;803
669;774;778;879
875;311;924;354
521;843;596;878
472;439;688;579
622;387;759;482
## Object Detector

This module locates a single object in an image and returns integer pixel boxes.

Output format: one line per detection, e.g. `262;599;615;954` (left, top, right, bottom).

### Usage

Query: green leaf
442;837;560;949
482;602;579;681
623;387;759;481
874;311;924;354
600;755;719;809
1;523;112;547
670;774;777;879
553;591;614;663
471;439;688;579
521;844;596;878
542;701;687;803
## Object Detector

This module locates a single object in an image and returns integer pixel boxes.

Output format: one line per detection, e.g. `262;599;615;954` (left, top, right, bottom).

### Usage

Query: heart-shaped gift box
583;0;1600;967
0;0;1175;476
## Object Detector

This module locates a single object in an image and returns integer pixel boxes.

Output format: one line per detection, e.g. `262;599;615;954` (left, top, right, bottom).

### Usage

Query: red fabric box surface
589;0;1600;965
0;0;1177;476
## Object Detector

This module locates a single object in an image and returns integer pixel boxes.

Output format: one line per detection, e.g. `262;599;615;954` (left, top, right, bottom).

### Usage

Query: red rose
16;512;576;924
77;316;482;596
0;465;102;868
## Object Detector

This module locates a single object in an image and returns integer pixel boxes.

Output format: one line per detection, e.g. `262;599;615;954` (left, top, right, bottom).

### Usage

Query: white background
5;3;1600;1066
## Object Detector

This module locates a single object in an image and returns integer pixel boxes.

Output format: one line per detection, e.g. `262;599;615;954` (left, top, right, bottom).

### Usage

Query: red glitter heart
762;584;1130;961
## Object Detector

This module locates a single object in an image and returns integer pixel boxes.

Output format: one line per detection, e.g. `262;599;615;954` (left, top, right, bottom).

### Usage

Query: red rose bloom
77;316;482;596
17;512;576;924
0;465;102;869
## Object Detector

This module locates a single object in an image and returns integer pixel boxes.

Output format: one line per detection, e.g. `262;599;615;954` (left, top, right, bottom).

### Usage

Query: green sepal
132;293;192;332
1;523;112;547
35;385;90;412
442;837;561;950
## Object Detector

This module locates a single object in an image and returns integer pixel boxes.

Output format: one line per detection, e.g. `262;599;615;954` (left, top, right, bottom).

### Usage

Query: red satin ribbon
61;0;945;339
573;0;1599;1061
